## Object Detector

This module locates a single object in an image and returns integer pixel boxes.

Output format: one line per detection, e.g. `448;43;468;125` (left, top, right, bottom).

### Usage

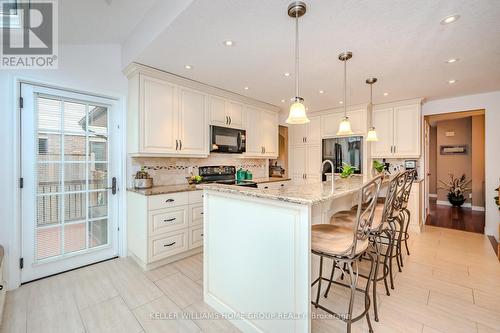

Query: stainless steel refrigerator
322;136;363;178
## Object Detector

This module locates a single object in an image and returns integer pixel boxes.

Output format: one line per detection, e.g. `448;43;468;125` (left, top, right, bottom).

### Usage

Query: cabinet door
226;101;244;129
306;144;322;181
371;107;394;157
178;88;208;155
349;109;367;134
290;123;308;146
290;145;306;182
261;110;278;157
140;75;177;153
394;104;421;157
209;96;227;126
307;116;321;144
243;106;262;156
321;112;344;138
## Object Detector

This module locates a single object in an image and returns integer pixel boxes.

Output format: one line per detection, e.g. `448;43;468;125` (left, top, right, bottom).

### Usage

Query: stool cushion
311;224;369;256
330;203;385;231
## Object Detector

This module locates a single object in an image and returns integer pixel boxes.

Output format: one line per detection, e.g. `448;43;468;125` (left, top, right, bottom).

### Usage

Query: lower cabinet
257;180;290;190
127;190;204;270
290;144;322;183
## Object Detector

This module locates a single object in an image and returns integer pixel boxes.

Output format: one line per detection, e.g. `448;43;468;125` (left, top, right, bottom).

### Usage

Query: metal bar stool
397;169;416;267
311;175;382;333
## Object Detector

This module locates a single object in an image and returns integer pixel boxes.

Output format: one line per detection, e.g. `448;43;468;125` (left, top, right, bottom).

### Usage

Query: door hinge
19;97;23;109
19;257;24;269
19;177;24;189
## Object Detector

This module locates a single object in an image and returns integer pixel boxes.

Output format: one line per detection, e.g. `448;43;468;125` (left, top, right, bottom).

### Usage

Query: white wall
0;44;127;289
422;91;500;240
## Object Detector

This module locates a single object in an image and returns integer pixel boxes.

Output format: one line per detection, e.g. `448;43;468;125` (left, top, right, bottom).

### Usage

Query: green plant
135;166;150;179
373;160;385;173
340;162;357;178
495;184;499;210
439;174;471;207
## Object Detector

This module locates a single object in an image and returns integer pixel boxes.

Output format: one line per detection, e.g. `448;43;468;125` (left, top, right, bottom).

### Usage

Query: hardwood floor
426;198;485;234
1;226;499;333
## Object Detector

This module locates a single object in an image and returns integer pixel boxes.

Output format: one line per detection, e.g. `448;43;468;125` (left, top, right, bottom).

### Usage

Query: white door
320;112;344;138
20;84;120;283
178;87;208;155
226;101;244;129
243;106;262;156
306;116;321;145
393;104;421;157
141;74;177;153
305;145;322;183
424;119;430;220
260;110;278;157
209;96;227;127
290;124;307;146
371;107;394;157
290;146;306;183
348;109;368;134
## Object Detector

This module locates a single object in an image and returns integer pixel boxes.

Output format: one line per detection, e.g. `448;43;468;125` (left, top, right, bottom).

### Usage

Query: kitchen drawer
188;190;204;204
189;204;204;227
189;226;204;249
258;181;289;190
149;206;188;236
148;192;189;210
149;229;188;262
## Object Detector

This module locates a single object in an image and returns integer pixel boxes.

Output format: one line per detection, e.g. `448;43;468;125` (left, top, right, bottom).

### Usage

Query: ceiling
60;0;500;112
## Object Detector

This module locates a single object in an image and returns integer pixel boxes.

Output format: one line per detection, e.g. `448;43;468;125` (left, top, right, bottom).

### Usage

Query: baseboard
436;200;472;208
429;193;437;198
472;206;485;212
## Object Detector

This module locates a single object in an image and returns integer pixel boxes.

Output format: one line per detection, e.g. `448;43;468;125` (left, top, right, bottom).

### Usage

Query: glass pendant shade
366;126;379;141
286;98;310;124
337;116;353;135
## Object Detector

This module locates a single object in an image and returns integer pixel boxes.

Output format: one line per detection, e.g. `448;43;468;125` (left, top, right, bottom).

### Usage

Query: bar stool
311;175;382;333
329;173;402;322
397;169;416;267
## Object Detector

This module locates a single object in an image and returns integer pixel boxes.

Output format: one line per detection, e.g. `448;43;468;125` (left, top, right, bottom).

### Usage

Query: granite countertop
253;177;291;184
199;175;370;205
127;184;199;196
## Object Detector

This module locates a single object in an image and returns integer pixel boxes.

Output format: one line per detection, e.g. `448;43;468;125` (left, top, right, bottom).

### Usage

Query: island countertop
199;175;372;205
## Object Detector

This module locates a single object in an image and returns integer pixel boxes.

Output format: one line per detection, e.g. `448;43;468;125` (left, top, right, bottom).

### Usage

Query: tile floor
1;225;499;333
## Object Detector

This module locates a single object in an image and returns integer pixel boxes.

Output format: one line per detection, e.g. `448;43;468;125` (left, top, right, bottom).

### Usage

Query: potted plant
340;162;357;179
495;183;499;210
439;174;471;207
134;166;153;189
373;160;385;175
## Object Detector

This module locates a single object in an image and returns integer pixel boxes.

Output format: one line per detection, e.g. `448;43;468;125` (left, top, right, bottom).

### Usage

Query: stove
198;166;258;188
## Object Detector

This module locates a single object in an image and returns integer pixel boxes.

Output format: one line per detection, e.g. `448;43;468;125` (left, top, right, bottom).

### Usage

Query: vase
448;194;465;207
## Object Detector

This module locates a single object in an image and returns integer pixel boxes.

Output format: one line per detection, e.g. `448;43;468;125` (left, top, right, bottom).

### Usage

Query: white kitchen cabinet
244;106;279;158
178;87;209;155
290;116;321;145
371;103;421;158
321;109;367;138
257;180;290;190
290;145;321;183
209;96;244;129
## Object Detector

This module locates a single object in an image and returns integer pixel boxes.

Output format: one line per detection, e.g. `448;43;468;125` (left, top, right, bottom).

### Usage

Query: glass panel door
21;84;119;282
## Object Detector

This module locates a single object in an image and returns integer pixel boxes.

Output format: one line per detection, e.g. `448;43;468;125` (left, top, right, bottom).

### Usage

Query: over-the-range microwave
210;126;246;154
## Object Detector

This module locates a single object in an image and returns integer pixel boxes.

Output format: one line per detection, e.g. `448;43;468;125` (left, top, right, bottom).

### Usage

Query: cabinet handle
176;140;178;150
165;199;175;203
264;146;266;154
264;186;269;189
229;116;232;125
305;137;307;143
200;212;204;215
0;284;3;291
164;218;176;222
179;140;182;150
164;242;176;247
201;233;204;237
394;145;396;153
281;184;285;187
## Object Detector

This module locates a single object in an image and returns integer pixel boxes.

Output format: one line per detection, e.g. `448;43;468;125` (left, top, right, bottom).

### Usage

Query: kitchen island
199;175;370;333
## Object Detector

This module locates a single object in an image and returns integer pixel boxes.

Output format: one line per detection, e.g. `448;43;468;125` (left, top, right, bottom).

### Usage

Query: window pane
89;138;107;162
89;219;108;248
64;133;86;161
89;191;107;219
37;225;61;260
89;162;107;190
38;97;61;132
38;163;61;193
38;132;61;162
64;192;86;222
88;105;107;135
64;163;86;192
64;223;86;254
37;194;61;226
63;101;86;134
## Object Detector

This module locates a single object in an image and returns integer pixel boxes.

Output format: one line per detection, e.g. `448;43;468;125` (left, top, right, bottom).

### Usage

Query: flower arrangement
340;162;357;179
439;173;471;207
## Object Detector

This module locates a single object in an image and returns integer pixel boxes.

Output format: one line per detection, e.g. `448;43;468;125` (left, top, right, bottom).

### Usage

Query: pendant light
285;2;310;124
366;77;379;141
337;51;354;135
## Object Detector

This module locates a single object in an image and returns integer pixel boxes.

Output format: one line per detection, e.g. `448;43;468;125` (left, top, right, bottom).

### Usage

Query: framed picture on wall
440;145;467;155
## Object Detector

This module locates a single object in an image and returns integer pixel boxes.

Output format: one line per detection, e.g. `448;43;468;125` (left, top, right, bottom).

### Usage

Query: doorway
424;110;485;233
20;83;121;283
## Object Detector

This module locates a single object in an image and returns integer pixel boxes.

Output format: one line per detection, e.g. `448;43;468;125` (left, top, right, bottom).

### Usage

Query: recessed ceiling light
383;92;389;96
440;15;460;25
305;108;309;111
446;58;459;63
339;101;344;104
184;65;192;69
319;90;324;94
284;72;290;77
448;79;457;84
244;86;249;90
281;99;286;103
223;40;235;46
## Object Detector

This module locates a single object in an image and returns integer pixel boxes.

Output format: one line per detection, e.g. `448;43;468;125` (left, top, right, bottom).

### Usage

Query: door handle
106;177;117;195
163;242;176;247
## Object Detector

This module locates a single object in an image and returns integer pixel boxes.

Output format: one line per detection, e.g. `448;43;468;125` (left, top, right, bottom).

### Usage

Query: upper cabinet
178;87;209;155
290;116;321;146
321;109;367;138
209;96;243;129
371;102;421;158
244;106;278;158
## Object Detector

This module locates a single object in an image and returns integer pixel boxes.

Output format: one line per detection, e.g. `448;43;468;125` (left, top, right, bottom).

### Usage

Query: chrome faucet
321;160;335;188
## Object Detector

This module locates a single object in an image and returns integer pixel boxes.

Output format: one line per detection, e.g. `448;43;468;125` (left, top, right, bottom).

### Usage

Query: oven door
210;126;246;153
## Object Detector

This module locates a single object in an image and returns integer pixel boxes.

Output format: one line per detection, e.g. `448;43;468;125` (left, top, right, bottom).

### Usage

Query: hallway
426;198;485;234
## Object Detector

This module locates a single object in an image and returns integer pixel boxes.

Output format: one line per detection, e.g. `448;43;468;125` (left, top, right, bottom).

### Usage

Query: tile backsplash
129;154;268;186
